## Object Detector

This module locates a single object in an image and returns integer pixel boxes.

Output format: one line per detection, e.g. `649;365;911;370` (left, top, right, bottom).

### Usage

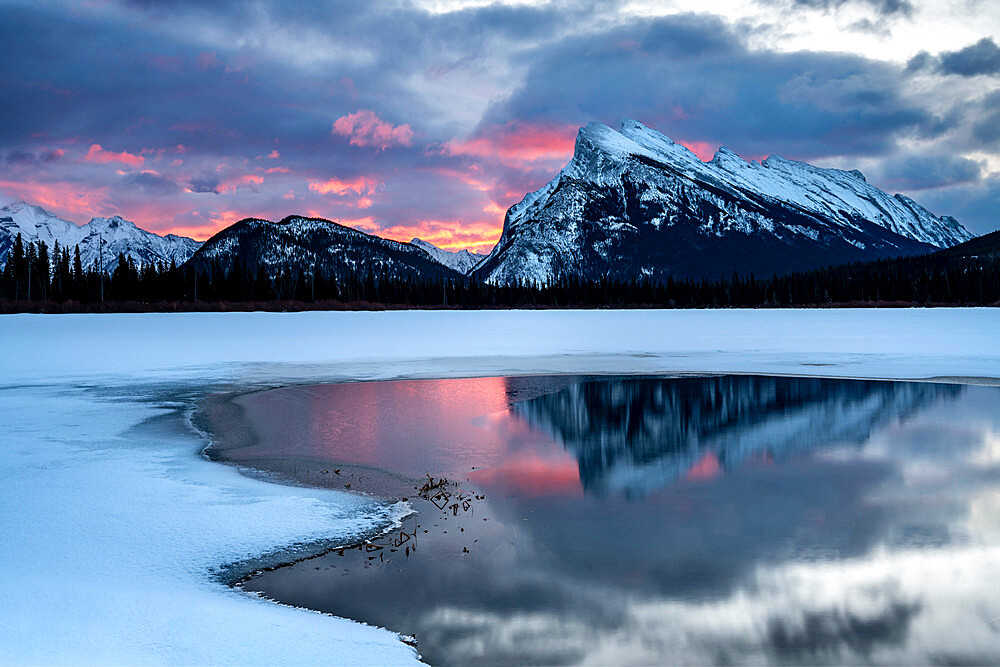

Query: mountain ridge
185;215;464;283
0;200;201;272
409;238;486;274
475;119;972;285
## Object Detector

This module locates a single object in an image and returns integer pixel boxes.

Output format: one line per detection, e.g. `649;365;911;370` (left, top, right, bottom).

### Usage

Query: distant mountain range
474;120;972;284
185;215;463;282
409;238;486;274
0;120;978;285
0;201;201;272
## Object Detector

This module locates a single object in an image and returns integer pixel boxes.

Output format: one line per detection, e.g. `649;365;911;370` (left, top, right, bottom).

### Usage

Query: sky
0;0;997;251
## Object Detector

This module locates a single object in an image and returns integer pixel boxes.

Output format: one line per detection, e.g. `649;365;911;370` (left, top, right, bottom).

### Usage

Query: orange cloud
374;219;501;253
332;110;414;150
84;144;144;168
205;209;247;231
444;121;577;168
308;175;379;196
341;216;379;232
159;223;227;242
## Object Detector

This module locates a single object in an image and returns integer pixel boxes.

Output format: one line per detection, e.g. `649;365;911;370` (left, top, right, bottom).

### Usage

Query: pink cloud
443;121;577;168
85;144;145;168
0;179;112;222
308;176;379;196
267;150;280;159
332;110;414;150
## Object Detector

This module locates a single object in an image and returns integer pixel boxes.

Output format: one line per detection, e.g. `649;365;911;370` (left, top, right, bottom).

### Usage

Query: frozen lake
3;309;999;664
210;374;1000;665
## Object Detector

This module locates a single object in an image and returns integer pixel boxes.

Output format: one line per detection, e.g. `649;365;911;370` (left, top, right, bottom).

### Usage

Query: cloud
938;38;1000;77
332;110;414;150
5;150;36;165
308;176;379;196
85;144;145;168
0;0;996;244
787;0;914;16
442;121;577;168
121;170;181;195
905;173;1000;236
871;153;983;190
187;176;221;194
908;38;1000;78
481;14;942;160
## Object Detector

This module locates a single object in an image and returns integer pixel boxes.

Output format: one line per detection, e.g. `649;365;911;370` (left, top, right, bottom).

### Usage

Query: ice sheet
1;308;998;664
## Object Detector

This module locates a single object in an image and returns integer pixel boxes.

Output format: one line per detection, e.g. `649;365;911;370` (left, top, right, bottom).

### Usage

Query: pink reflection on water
286;378;580;495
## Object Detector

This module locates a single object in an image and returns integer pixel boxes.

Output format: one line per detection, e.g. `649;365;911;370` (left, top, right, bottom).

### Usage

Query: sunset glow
1;0;996;252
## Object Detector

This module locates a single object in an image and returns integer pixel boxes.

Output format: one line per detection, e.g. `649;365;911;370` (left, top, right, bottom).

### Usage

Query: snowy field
1;308;998;665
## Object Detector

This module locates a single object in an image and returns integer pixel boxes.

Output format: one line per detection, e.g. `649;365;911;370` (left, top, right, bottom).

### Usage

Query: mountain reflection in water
226;375;1000;666
514;376;958;496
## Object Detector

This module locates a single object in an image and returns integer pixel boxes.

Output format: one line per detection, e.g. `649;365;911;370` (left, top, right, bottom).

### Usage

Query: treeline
1;233;998;312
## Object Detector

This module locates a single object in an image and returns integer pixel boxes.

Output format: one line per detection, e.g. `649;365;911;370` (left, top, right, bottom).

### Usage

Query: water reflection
515;376;959;496
219;376;1000;666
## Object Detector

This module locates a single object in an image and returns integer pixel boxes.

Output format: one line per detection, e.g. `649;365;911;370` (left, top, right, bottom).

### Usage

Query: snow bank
0;308;998;664
0;384;418;666
1;308;998;386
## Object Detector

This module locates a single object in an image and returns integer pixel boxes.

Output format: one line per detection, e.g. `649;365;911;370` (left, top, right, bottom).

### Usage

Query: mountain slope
409;238;486;274
476;120;973;284
186;215;464;282
0;201;201;271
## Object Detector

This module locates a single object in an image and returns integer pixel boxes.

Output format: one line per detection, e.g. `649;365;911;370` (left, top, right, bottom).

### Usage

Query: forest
1;232;998;312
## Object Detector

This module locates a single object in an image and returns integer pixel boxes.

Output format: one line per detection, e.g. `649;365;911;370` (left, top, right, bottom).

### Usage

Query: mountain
409;238;486;274
0;200;201;272
514;376;959;497
475;120;974;284
935;228;1000;259
186;215;464;282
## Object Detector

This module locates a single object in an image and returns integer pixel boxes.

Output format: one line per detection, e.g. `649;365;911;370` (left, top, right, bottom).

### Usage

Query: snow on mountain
0;200;201;272
476;120;974;285
187;215;464;283
409;238;486;274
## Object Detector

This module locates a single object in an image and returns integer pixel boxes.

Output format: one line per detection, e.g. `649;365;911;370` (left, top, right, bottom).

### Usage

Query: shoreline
194;370;1000;584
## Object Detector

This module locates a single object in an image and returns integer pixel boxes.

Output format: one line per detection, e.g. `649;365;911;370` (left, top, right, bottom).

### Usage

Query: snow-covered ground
1;309;998;665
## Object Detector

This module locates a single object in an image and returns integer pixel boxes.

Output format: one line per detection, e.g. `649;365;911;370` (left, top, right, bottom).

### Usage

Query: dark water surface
208;375;1000;665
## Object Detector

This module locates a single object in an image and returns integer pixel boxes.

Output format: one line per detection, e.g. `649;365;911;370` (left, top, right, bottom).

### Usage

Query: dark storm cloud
872;153;983;190
971;92;1000;145
187;177;221;195
908;38;1000;77
939;38;1000;77
121;171;181;196
482;14;941;160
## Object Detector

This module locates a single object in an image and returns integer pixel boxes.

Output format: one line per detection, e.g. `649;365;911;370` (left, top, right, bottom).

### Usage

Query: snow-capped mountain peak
409;238;486;275
475;119;974;285
0;200;201;271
